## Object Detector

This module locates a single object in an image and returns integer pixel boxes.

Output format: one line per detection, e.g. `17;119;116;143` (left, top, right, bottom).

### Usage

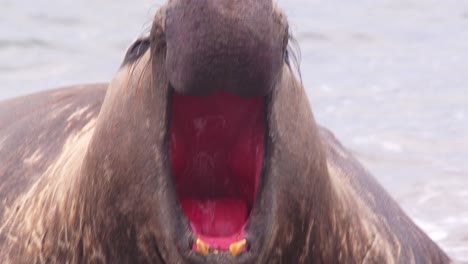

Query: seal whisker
286;32;303;84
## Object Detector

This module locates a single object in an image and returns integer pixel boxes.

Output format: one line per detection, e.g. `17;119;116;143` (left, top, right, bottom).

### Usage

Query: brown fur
0;1;451;263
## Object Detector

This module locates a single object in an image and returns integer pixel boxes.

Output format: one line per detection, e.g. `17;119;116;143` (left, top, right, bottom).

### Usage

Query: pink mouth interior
170;91;265;250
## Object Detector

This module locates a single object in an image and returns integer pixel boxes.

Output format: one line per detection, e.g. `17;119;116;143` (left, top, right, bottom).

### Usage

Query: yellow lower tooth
229;239;247;256
196;239;210;256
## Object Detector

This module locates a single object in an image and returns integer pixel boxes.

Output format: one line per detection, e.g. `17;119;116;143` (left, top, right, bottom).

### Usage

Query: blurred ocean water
1;0;467;262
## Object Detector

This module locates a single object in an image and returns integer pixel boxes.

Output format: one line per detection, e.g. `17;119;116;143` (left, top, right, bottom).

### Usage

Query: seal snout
164;0;287;97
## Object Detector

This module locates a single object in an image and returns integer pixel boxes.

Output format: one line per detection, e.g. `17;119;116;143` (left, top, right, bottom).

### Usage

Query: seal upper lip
169;90;265;255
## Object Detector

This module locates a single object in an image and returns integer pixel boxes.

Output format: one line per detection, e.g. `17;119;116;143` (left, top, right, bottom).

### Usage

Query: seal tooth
229;239;247;257
196;238;210;256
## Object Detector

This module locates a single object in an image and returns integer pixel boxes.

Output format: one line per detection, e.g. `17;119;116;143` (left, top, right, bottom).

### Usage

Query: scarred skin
0;0;451;263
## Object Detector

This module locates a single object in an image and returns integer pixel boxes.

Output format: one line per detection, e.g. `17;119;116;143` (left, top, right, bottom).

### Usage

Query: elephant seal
0;0;451;263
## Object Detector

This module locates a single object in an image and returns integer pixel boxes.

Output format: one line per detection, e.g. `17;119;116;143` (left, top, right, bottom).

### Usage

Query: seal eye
122;37;151;65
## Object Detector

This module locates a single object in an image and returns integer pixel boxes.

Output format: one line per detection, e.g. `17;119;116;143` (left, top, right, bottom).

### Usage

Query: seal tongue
170;91;264;250
181;199;248;236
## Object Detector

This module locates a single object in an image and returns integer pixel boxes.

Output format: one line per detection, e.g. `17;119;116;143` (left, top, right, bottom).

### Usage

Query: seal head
0;0;451;263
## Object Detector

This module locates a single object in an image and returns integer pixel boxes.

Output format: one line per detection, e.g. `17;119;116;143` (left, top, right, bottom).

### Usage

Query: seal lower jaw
170;90;265;255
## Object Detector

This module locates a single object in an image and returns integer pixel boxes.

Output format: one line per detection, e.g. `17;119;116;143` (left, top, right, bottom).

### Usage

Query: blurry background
1;0;467;262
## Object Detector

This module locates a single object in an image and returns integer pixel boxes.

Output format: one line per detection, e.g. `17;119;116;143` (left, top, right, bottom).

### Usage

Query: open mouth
170;90;265;255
